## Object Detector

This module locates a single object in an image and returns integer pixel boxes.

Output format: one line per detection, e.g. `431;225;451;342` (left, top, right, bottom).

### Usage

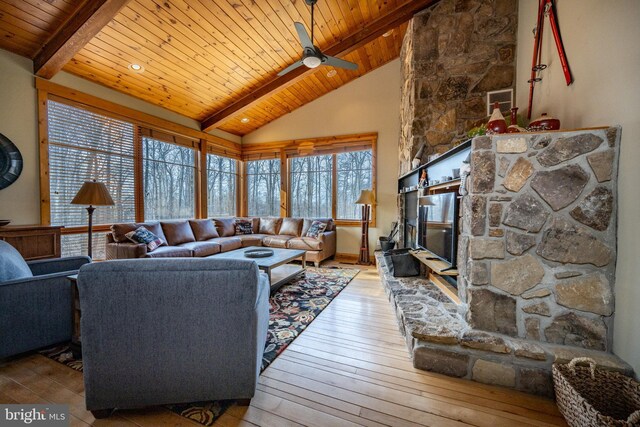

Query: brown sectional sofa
105;217;336;267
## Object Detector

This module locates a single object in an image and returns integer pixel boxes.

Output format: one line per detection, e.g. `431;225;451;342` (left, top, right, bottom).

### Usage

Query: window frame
37;80;241;254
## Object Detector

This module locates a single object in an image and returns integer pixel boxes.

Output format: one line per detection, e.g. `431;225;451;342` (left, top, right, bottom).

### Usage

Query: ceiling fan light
302;56;322;68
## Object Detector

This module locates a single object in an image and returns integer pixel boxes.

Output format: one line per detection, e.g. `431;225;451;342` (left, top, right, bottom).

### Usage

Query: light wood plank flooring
0;265;567;426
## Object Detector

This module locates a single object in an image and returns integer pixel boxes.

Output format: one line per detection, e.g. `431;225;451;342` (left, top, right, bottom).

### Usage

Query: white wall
0;48;239;224
517;0;640;374
244;59;402;255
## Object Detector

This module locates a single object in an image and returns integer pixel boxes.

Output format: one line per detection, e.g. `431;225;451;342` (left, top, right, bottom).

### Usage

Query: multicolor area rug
41;266;359;426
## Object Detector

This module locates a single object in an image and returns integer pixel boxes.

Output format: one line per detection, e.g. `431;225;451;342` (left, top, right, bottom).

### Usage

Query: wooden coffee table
212;246;306;292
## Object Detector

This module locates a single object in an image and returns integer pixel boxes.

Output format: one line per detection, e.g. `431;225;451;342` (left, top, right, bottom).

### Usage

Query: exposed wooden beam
33;0;131;79
200;0;439;132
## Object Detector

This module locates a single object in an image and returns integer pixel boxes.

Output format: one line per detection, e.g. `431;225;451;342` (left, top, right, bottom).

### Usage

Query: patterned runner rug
41;266;359;425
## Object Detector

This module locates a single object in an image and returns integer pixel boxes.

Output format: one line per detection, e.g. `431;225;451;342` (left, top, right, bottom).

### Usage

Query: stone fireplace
399;0;518;176
379;127;632;395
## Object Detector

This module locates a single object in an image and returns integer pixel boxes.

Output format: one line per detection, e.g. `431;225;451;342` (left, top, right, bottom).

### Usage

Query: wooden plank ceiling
1;0;415;136
0;0;84;58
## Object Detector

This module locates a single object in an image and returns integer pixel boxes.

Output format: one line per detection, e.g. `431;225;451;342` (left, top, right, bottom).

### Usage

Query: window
246;159;281;217
241;134;376;224
207;153;237;216
289;155;333;218
336;150;373;220
48;100;136;256
143;137;196;220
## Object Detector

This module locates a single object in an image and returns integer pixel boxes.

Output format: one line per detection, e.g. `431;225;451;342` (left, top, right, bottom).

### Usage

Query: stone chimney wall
399;0;518;176
458;128;621;352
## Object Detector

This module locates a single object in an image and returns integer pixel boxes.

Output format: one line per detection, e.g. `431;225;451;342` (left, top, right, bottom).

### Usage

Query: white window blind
246;159;280;217
48;100;136;228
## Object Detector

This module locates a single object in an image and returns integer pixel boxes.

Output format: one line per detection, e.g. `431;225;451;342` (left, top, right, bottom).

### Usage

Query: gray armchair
0;240;91;359
77;257;270;418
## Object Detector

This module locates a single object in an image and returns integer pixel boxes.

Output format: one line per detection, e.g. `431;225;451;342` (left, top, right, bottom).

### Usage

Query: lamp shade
355;189;376;205
71;180;114;206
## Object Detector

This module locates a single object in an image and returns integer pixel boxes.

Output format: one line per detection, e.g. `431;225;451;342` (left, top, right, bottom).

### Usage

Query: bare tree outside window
143;137;196;220
289;155;332;218
247;159;281;216
207;154;237;216
336;150;373;219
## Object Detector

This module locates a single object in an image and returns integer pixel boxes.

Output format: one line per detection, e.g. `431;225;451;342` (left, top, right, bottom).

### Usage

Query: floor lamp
71;180;114;258
356;189;376;265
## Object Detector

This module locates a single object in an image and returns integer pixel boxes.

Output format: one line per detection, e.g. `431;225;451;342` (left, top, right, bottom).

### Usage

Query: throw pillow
235;219;254;235
305;220;327;238
125;227;163;252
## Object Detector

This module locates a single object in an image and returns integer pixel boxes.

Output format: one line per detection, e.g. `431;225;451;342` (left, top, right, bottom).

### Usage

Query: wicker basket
553;357;640;427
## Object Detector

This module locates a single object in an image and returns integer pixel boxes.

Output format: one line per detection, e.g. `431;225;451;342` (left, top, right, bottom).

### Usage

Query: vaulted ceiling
0;0;436;136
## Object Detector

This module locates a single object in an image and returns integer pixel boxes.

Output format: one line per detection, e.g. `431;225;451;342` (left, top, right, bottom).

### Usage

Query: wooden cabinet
0;225;63;260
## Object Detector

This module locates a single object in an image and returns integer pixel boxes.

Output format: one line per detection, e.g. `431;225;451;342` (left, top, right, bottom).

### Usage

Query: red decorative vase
529;113;561;131
507;107;521;133
487;102;507;134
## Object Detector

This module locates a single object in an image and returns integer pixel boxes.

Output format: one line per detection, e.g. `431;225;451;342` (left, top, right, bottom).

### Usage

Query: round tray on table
244;249;274;258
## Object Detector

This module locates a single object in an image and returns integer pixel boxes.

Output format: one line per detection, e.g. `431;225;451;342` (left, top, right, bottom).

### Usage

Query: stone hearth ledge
375;251;632;396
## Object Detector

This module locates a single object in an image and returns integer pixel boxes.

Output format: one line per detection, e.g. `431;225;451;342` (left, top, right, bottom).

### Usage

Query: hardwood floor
0;264;567;426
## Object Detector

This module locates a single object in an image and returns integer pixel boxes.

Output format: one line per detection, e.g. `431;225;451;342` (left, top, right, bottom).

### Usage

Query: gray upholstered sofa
77;258;270;417
106;217;336;267
0;240;91;359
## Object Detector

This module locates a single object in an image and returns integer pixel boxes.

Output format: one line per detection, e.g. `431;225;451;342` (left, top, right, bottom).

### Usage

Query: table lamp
355;189;376;265
71;180;114;258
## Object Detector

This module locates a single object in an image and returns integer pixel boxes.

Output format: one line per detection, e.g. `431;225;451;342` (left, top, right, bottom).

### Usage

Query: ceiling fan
277;0;358;77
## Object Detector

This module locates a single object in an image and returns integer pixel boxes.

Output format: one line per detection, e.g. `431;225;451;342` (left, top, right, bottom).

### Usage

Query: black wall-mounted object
0;133;23;190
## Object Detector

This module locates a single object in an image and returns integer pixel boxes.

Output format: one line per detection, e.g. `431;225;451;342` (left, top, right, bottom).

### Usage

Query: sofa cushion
259;217;282;235
214;218;236;237
262;235;293;248
144;246;192;258
287;236;323;251
189;219;219;240
178;241;221;257
0;241;33;282
125;227;163;252
302;218;335;236
235;219;254;235
207;236;242;252
161;221;196;246
305;220;328;238
111;222;167;245
237;234;268;247
279;218;303;236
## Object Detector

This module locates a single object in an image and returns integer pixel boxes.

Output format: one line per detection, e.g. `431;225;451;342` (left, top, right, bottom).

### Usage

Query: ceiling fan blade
277;60;304;76
322;55;358;70
294;22;314;50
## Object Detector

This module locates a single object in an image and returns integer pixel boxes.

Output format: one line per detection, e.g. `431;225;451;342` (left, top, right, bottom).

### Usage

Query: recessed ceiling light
326;69;337;78
240;117;250;123
382;29;394;38
128;63;144;73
